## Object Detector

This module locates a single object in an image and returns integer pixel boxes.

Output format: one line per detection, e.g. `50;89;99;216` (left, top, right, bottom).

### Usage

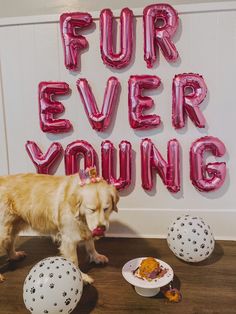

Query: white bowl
122;257;174;297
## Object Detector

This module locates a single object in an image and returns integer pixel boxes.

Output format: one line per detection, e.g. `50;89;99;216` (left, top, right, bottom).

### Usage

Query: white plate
122;257;174;295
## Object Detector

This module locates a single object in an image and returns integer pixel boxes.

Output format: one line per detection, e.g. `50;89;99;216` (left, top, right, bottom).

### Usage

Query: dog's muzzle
92;225;106;237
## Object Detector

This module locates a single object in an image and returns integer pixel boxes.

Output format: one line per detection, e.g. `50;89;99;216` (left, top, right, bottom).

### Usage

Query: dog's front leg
85;239;109;264
0;274;6;283
59;237;94;285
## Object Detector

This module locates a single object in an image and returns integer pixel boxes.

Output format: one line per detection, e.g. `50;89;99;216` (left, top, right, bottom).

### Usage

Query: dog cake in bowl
122;257;174;297
134;257;164;281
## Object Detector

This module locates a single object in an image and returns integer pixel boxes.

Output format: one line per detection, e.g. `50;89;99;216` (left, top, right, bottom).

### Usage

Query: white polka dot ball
23;256;83;314
167;214;215;263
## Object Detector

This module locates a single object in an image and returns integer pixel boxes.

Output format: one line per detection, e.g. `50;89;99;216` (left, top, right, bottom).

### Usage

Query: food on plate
133;257;168;281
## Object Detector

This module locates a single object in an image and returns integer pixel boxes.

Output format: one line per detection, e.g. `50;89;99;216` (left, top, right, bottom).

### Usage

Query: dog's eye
104;207;109;212
88;208;96;213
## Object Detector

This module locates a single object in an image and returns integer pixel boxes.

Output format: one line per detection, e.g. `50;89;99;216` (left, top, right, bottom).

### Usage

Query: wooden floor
0;236;235;314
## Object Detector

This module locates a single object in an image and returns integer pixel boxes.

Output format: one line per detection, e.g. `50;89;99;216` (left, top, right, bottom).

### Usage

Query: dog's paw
81;272;94;285
0;274;6;283
90;253;109;264
9;251;27;261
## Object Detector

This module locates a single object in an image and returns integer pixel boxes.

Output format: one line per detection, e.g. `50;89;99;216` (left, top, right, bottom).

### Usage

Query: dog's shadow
0;236;59;274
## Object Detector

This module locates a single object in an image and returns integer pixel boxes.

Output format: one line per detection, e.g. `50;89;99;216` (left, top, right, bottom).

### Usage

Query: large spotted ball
167;215;215;263
23;257;83;314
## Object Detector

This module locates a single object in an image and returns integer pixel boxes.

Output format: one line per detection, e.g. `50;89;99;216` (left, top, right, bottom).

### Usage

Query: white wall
0;0;230;18
0;2;235;239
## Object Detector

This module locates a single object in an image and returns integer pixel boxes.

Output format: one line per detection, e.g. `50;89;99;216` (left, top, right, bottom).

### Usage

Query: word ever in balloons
38;73;207;133
25;136;226;192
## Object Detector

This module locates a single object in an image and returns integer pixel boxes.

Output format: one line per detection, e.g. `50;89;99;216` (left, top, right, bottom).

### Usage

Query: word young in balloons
38;73;207;133
60;4;179;71
25;136;226;193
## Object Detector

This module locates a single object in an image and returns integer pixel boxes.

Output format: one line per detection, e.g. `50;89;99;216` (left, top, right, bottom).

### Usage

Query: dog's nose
92;225;106;237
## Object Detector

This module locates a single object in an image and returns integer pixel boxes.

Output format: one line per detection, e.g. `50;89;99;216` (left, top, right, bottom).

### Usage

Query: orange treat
138;257;160;280
164;288;182;303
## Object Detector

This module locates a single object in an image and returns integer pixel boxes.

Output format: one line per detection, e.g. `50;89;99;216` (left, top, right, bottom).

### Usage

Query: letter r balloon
143;4;179;68
172;73;207;129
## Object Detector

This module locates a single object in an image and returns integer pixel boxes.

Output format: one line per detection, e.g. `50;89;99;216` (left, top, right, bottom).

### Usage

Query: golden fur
0;173;119;284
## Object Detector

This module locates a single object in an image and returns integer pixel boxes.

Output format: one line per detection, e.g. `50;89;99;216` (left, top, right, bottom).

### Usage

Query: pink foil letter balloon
77;77;120;131
172;73;207;129
141;138;180;192
100;8;133;68
65;140;96;175
190;136;226;192
60;12;93;71
143;4;179;68
128;75;161;129
101;140;132;190
25;141;63;174
38;82;72;134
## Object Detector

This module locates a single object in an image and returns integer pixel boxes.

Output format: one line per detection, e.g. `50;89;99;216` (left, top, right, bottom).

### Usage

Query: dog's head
77;180;119;238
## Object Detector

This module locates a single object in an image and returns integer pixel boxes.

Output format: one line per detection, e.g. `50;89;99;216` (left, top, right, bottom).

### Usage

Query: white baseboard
107;208;236;241
21;208;236;241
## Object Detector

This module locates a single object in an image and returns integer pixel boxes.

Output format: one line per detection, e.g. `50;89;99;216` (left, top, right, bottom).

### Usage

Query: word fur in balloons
60;4;179;71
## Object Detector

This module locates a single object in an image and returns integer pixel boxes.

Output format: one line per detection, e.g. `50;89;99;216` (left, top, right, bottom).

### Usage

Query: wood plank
0;237;235;313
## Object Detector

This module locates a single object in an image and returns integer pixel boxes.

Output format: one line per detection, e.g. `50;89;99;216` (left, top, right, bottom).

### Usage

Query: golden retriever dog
0;173;119;284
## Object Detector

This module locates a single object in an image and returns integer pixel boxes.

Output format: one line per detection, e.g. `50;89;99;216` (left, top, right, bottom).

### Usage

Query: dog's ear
69;192;83;218
111;186;119;212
